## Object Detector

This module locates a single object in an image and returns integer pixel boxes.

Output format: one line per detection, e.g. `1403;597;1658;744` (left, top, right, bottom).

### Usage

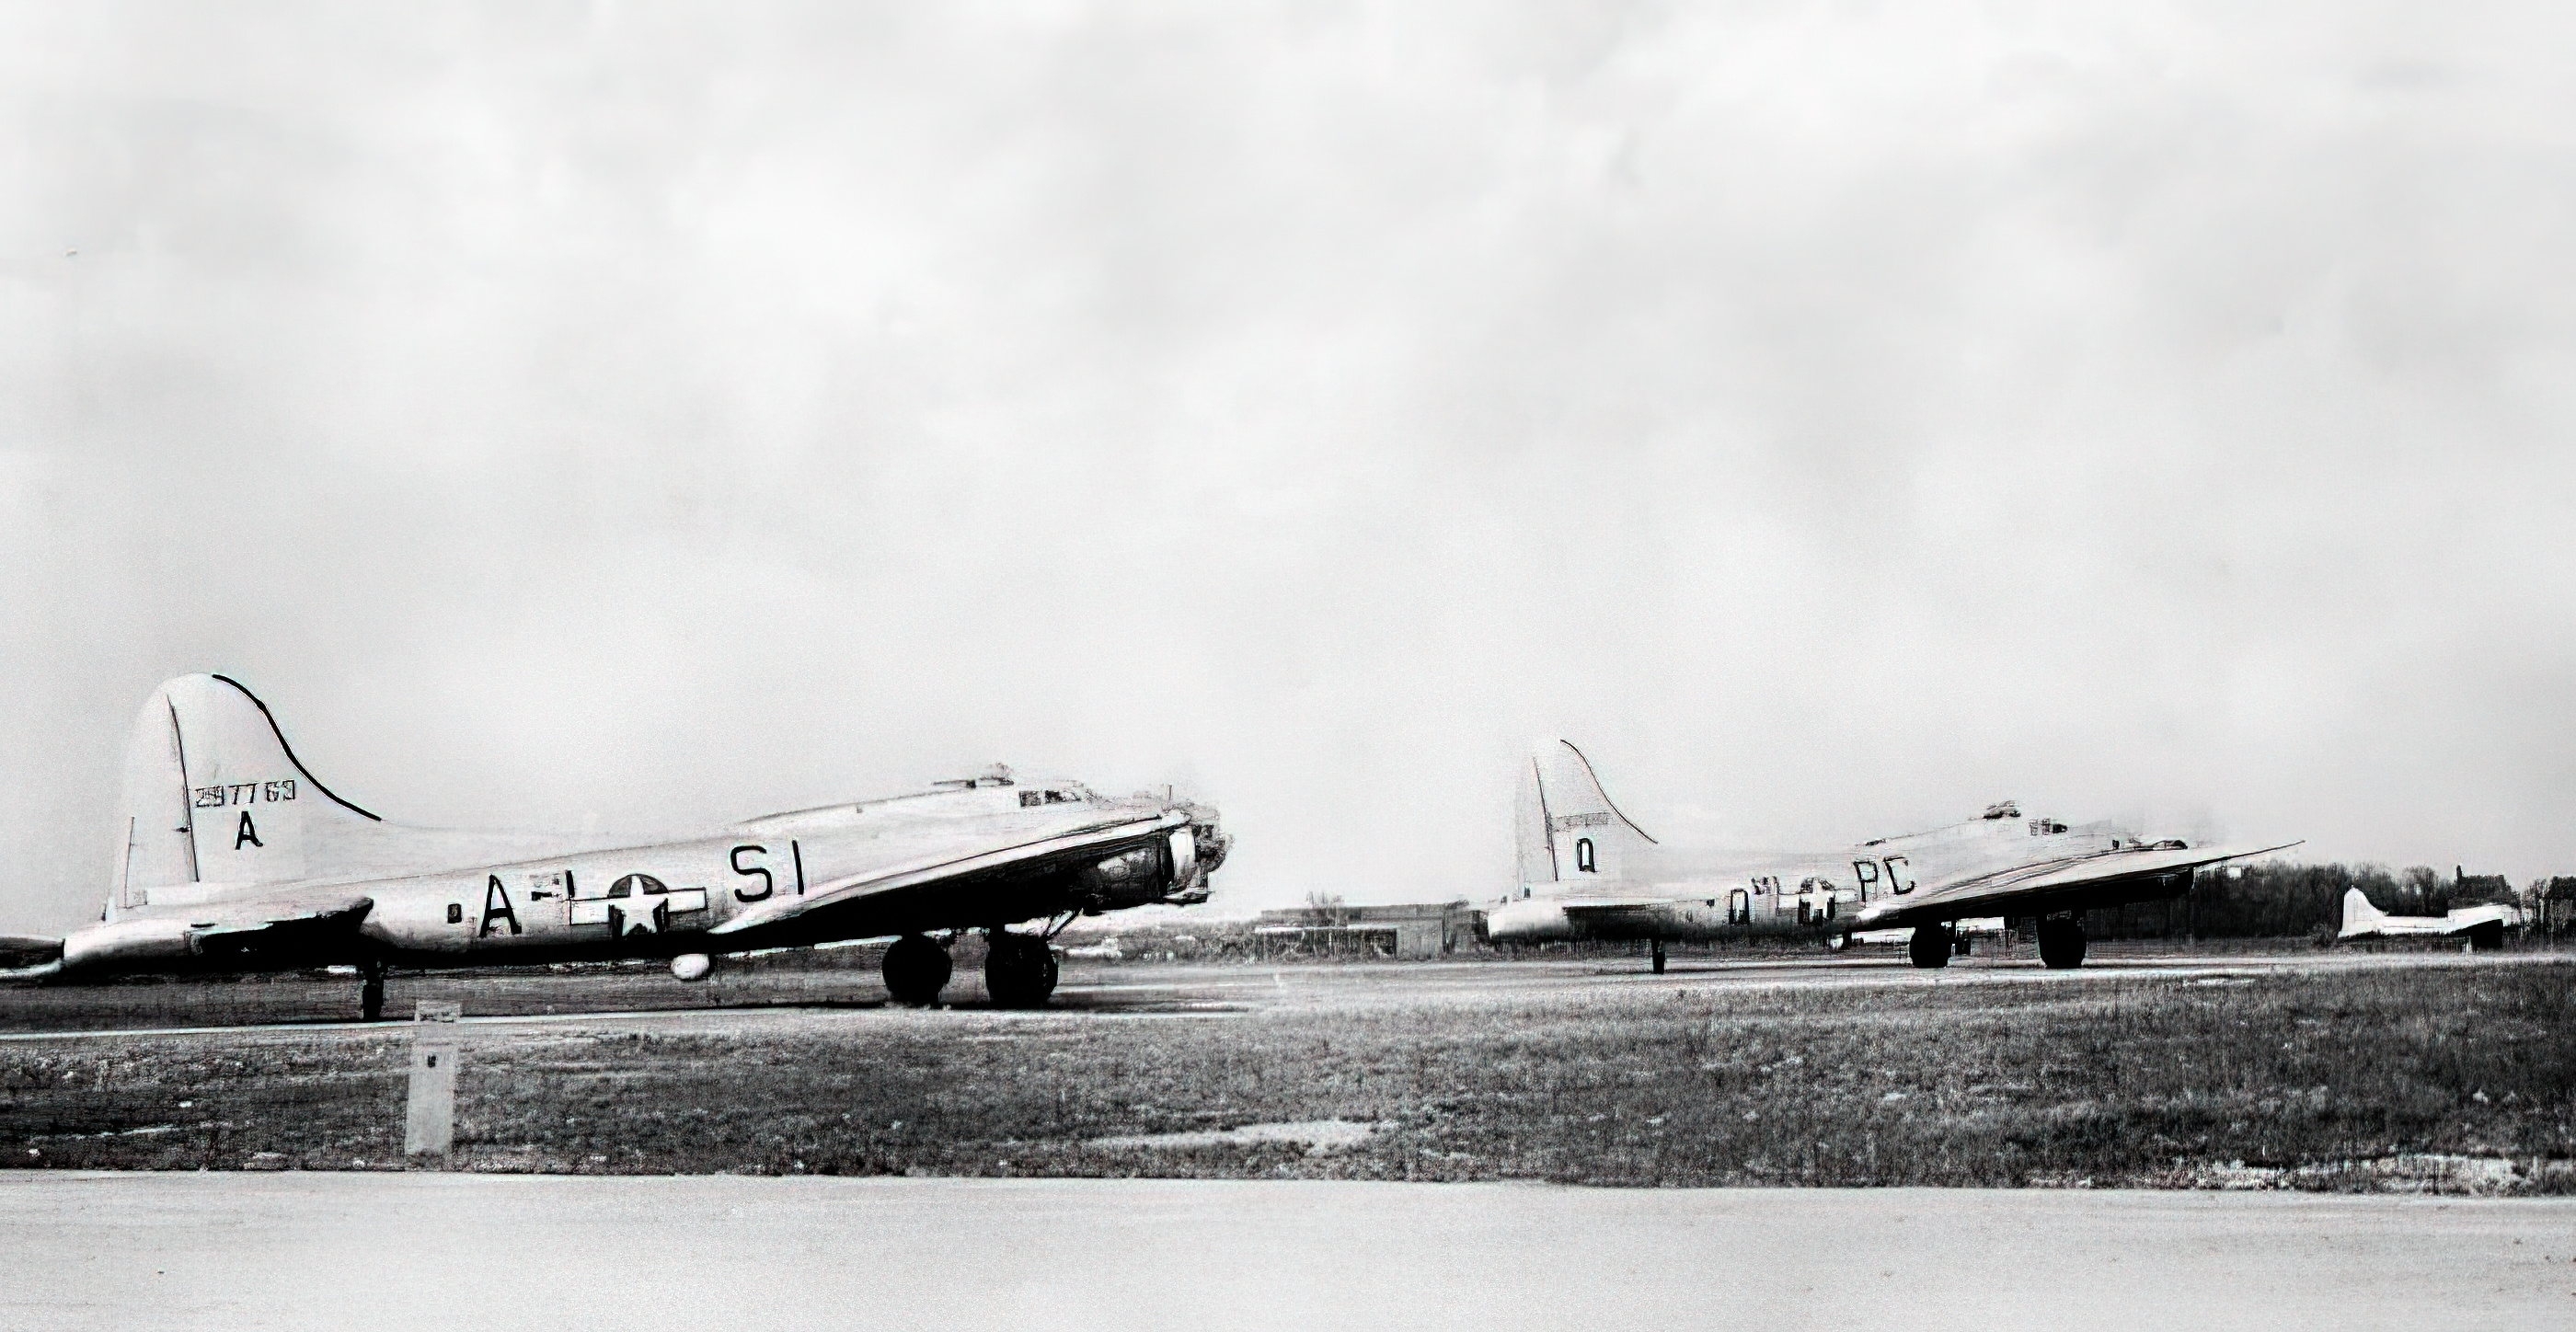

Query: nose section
1162;796;1229;905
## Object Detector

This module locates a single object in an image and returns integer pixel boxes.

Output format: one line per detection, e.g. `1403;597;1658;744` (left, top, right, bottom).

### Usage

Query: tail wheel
1907;924;1953;970
984;931;1060;1008
882;934;953;1006
2037;918;2088;970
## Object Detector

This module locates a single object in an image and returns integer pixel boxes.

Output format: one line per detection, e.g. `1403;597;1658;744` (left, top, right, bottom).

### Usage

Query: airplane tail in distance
2340;888;2385;932
111;674;385;914
1515;740;1659;886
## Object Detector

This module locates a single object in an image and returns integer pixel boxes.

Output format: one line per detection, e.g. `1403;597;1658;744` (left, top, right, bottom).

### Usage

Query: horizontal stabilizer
1554;898;1696;925
189;897;376;961
58;892;374;975
0;934;64;969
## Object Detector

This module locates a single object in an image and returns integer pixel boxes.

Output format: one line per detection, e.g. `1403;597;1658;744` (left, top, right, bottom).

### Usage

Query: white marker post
405;1001;461;1160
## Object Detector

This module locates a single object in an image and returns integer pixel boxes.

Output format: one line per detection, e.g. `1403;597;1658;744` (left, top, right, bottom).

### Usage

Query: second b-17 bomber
1489;740;2297;970
0;675;1229;1016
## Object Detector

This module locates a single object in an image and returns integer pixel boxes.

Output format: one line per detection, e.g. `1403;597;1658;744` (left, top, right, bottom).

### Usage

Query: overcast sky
6;3;2573;933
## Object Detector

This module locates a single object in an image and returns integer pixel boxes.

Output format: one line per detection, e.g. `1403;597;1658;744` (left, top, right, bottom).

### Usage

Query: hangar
1250;901;1483;959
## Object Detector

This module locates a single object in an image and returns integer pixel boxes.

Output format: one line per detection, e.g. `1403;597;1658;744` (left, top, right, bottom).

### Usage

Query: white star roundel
608;874;668;936
570;873;709;933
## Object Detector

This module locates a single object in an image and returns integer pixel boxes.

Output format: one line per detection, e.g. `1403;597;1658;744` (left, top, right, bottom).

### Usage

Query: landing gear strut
882;934;953;1006
1908;924;1954;970
1650;939;1667;975
2037;917;2087;970
360;959;385;1022
984;929;1060;1008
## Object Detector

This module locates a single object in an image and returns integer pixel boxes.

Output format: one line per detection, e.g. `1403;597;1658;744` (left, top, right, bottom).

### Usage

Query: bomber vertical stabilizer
1519;740;1659;886
109;674;388;914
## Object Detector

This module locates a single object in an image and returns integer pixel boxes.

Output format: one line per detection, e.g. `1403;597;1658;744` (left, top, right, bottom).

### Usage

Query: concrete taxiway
5;946;2557;1042
2;1173;2570;1331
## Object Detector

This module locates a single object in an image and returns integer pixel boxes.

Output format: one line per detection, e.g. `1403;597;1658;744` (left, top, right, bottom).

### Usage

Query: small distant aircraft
0;674;1227;1016
1488;740;2297;970
2337;888;2518;950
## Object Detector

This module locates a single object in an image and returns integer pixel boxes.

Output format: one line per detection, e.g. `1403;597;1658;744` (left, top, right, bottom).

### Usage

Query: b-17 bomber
0;674;1229;1016
1489;740;2297;970
2336;887;2520;950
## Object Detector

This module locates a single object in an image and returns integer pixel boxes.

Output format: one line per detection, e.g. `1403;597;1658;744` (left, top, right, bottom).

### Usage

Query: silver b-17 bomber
1489;740;2300;971
0;674;1229;1016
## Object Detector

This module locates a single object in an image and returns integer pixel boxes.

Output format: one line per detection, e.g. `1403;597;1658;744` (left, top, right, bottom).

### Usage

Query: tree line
2094;862;2538;939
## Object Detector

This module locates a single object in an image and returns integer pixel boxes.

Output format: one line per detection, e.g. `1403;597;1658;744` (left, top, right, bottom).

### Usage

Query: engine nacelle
1078;843;1172;910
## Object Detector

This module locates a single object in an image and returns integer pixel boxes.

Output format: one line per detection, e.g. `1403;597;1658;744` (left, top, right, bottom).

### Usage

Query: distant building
2540;878;2576;938
2455;867;2516;903
1251;901;1483;959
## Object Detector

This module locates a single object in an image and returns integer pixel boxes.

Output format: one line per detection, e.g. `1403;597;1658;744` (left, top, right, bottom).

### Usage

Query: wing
710;809;1190;939
1852;840;2302;930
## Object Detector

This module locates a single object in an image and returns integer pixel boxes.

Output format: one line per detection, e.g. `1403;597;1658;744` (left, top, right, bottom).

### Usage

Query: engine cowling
1079;843;1172;910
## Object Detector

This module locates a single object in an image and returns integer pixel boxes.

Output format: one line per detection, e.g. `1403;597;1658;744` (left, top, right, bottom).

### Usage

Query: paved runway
3;1173;2570;1331
6;946;2555;1042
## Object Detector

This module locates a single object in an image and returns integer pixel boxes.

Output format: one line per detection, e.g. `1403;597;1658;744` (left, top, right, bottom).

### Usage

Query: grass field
6;959;2574;1190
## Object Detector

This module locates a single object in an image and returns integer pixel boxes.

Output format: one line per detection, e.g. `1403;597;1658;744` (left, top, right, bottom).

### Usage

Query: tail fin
110;675;383;913
1515;740;1658;886
2340;887;2384;933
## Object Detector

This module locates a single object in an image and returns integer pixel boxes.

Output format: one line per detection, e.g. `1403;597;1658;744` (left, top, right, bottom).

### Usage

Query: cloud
4;2;2574;931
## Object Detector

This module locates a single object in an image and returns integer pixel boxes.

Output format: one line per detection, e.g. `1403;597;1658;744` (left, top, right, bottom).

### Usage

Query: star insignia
607;873;670;936
609;895;667;936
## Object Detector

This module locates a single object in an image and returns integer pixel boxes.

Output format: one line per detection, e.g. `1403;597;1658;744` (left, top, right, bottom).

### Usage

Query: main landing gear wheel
2037;918;2088;970
1908;924;1954;970
983;930;1060;1009
1650;939;1667;975
882;934;953;1006
360;959;385;1022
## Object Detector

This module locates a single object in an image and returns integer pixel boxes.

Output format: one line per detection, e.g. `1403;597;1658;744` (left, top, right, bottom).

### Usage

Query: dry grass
5;960;2573;1190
